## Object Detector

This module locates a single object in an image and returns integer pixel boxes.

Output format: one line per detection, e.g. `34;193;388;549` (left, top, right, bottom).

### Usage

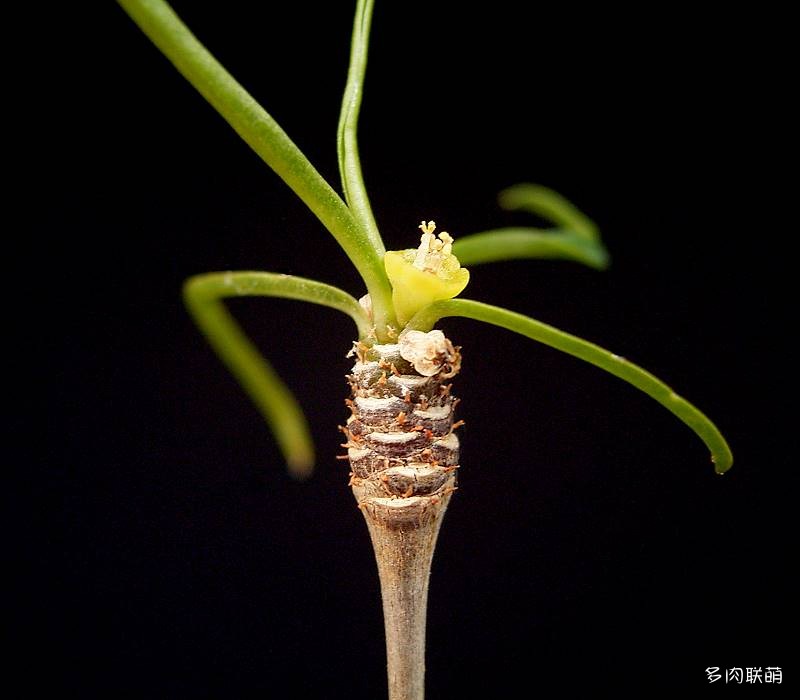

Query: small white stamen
412;221;455;273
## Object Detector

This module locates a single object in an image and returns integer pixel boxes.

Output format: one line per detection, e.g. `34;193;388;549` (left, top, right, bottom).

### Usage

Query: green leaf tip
287;452;315;480
499;183;600;241
453;184;609;271
713;450;733;475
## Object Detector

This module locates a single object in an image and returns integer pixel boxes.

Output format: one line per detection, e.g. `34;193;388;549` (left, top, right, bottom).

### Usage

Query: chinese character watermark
706;666;782;684
746;667;763;683
765;667;783;684
726;668;743;684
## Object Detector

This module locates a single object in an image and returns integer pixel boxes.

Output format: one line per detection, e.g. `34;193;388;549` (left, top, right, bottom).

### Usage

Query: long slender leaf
184;271;370;477
117;0;394;327
337;0;382;251
453;227;610;270
335;0;396;335
407;298;733;473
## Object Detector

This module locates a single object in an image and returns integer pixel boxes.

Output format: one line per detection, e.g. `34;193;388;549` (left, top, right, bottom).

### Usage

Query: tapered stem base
353;484;455;700
342;339;462;699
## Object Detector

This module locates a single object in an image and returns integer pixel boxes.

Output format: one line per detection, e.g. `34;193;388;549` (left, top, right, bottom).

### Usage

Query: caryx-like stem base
343;339;461;700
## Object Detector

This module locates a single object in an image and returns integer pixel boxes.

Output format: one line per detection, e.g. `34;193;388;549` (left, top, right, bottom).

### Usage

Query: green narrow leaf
452;227;610;270
184;271;370;478
335;0;397;336
407;298;733;473
117;0;394;330
337;0;382;251
500;183;600;241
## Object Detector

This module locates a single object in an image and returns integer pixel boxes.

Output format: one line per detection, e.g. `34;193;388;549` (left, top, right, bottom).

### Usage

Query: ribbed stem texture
342;339;462;700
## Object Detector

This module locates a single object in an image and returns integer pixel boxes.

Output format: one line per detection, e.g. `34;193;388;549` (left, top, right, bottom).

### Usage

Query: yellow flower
384;221;470;326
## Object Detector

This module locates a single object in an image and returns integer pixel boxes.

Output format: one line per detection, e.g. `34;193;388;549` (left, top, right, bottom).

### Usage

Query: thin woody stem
354;490;453;700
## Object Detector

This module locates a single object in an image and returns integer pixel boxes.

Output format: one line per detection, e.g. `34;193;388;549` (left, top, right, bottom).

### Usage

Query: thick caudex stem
343;332;462;700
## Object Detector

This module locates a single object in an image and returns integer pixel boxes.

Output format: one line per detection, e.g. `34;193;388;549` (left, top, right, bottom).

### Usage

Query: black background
18;1;792;696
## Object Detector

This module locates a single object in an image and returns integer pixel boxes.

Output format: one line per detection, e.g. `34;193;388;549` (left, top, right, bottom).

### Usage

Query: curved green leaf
184;271;370;478
117;0;395;330
500;183;599;241
407;298;732;473
452;227;610;270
